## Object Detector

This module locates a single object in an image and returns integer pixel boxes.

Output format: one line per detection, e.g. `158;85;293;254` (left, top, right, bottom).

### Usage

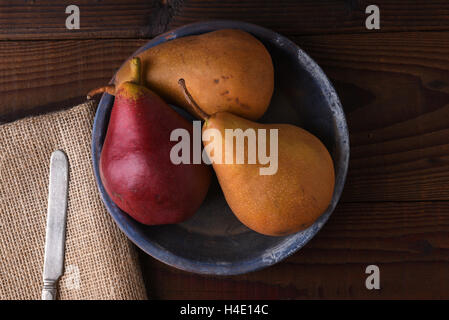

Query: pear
179;79;335;236
112;29;274;121
88;59;211;225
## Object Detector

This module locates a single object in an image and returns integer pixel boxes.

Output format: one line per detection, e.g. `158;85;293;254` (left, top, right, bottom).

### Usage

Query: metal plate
91;20;350;275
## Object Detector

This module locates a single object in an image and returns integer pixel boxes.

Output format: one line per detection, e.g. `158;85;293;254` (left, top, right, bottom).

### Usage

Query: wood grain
170;0;449;36
141;201;449;299
0;0;178;40
3;1;449;40
294;32;449;201
0;39;146;122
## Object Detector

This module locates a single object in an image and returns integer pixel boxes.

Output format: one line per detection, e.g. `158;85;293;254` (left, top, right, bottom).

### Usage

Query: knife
42;150;69;300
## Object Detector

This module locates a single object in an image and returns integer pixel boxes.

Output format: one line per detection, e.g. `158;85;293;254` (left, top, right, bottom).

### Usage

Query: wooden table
2;0;449;299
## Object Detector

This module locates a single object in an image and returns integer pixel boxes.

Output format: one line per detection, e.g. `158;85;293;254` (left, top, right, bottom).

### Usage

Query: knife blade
42;150;69;300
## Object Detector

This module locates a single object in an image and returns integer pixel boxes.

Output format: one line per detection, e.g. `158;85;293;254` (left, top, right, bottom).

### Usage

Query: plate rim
91;20;350;275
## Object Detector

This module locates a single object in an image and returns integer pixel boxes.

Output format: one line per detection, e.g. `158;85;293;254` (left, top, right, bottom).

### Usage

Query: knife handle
42;280;57;300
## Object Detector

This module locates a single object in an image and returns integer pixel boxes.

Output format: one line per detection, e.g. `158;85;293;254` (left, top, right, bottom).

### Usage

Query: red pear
89;58;211;225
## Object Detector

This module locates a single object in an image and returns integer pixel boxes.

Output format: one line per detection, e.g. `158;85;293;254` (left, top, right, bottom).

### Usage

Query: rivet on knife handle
42;150;69;300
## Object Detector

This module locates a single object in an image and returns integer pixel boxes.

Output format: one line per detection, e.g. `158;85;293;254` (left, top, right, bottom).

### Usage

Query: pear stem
86;85;116;100
129;57;142;85
178;78;210;120
86;57;142;100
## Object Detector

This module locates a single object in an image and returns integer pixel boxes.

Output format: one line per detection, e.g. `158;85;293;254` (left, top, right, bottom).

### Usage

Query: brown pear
179;79;335;236
114;29;274;120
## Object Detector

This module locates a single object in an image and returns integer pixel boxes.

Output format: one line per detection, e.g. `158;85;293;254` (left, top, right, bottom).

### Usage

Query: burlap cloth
0;101;147;300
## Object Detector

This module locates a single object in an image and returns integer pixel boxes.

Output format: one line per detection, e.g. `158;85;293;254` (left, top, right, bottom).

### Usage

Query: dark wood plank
3;1;449;40
293;32;449;201
0;39;147;122
170;0;449;36
141;201;449;299
0;0;178;40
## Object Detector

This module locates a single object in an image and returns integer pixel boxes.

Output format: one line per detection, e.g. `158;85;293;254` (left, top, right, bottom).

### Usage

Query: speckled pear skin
114;29;274;121
203;112;335;236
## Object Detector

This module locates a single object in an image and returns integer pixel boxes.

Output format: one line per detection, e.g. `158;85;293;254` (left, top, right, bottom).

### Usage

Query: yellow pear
114;29;274;120
179;79;335;236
